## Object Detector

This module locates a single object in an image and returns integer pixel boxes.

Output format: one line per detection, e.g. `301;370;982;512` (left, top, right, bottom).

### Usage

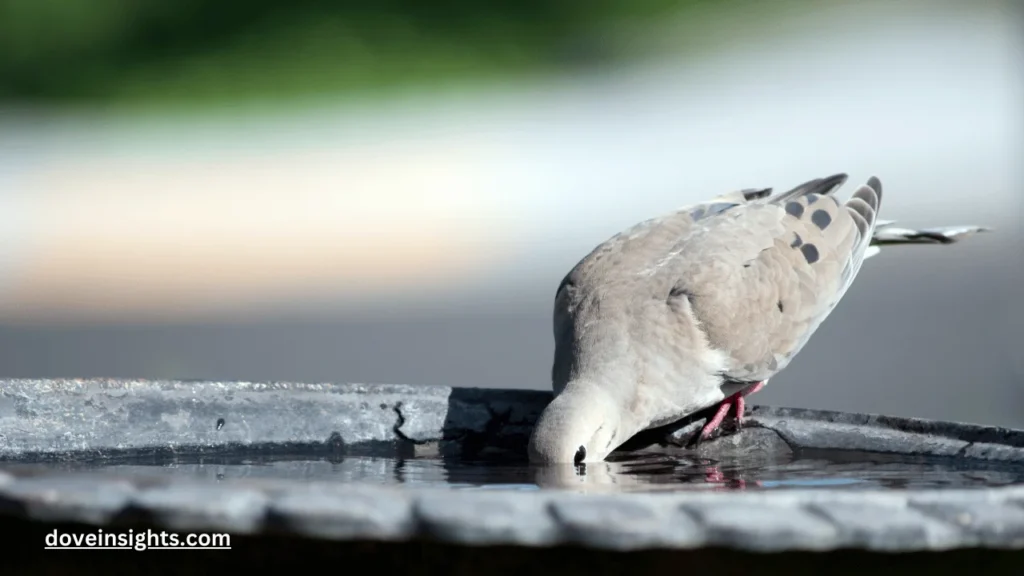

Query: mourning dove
527;174;989;465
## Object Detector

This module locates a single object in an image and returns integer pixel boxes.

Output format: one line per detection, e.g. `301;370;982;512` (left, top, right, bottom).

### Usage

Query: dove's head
527;384;625;465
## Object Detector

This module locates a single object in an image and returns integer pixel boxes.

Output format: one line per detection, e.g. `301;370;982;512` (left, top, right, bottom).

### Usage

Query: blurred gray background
0;0;1021;428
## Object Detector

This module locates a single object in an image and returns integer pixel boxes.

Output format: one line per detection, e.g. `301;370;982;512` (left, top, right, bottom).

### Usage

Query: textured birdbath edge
2;378;1024;553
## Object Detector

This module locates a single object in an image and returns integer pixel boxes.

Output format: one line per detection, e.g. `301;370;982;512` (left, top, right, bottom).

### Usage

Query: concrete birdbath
3;378;1024;574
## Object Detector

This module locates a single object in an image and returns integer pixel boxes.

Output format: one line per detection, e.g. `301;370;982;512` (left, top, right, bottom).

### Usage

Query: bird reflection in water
530;451;764;493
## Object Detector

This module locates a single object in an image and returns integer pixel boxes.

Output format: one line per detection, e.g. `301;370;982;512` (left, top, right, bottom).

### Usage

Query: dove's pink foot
699;381;766;440
702;465;763;489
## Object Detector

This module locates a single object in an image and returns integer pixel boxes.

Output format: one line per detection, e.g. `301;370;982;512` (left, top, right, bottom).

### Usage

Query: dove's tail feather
870;223;991;245
770;173;850;205
721;173;848;206
836;177;884;281
740;187;773;202
780;175;883;315
863;222;991;259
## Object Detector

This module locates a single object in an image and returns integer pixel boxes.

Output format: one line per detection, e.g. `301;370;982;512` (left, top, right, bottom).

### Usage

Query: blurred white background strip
0;0;1019;323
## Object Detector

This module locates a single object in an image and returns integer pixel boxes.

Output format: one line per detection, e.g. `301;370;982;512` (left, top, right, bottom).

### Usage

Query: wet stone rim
1;378;1024;552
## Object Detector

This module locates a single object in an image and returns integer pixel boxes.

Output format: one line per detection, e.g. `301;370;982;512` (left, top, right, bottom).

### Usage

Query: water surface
4;449;1022;493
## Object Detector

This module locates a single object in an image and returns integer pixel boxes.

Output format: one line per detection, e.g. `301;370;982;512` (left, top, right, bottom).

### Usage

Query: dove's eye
574;445;586;465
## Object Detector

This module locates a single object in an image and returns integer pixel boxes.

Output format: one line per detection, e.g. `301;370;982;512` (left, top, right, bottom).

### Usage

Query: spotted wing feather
662;174;882;385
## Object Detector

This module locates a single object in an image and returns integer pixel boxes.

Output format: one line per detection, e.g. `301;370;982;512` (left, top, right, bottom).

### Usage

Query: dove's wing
551;174;880;393
551;192;765;395
658;173;883;385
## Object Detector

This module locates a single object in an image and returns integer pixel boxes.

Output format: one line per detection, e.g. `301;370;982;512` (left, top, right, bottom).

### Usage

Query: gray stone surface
2;466;1024;552
129;482;270;534
0;379;552;461
0;474;136;525
4;378;1023;463
416;490;558;546
684;501;841;551
911;501;1024;548
550;495;704;550
268;484;415;540
807;501;963;550
748;410;970;456
3;379;1024;553
691;427;794;460
962;443;1024;462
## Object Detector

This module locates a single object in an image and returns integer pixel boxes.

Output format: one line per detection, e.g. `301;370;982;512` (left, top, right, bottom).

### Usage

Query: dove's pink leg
701;403;732;439
734;382;765;424
699;381;766;440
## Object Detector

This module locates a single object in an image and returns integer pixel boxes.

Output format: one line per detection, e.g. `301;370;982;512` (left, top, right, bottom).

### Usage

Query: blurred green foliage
0;0;711;109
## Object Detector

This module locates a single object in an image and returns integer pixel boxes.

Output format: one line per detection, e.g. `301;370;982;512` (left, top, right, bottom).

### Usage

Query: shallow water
4;449;1023;492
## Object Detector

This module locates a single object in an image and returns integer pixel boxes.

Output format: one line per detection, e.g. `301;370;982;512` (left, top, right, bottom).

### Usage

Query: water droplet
215;418;225;430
